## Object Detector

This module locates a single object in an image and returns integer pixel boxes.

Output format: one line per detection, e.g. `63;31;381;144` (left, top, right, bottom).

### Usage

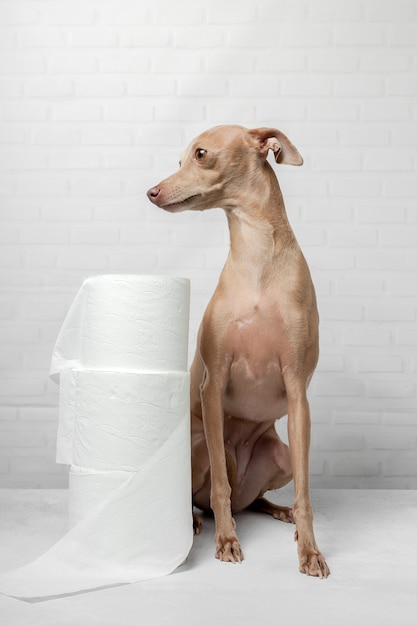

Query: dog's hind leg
249;497;294;523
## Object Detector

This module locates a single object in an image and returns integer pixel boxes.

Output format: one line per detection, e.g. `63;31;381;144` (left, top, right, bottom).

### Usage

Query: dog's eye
195;149;207;161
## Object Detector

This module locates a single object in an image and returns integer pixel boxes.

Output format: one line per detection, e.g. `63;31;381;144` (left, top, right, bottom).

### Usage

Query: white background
0;0;416;488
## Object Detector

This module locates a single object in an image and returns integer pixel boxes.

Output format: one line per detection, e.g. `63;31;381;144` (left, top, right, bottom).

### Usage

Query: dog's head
147;125;303;213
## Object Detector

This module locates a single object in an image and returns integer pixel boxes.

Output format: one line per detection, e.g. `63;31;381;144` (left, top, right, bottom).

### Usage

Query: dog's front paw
299;551;330;578
215;530;244;563
295;531;330;578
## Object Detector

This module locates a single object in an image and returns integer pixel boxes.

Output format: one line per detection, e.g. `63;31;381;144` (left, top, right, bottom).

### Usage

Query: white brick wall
0;0;416;488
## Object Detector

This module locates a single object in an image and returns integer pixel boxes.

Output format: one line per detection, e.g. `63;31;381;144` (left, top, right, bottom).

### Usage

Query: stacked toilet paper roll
50;273;189;378
0;275;193;600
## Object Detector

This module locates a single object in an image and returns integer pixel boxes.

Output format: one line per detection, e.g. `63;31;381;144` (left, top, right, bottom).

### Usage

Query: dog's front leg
200;369;243;563
286;384;330;578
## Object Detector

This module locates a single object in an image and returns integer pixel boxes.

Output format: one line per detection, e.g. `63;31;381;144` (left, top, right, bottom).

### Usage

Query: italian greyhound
147;125;329;578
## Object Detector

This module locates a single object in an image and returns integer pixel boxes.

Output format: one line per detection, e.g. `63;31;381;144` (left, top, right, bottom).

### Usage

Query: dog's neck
223;166;298;283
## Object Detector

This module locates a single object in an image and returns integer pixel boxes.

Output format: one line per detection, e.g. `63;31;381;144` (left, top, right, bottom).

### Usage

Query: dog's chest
226;299;285;361
222;301;288;421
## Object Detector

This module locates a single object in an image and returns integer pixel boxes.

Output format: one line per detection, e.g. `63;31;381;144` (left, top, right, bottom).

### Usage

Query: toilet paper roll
50;275;190;377
56;369;190;467
0;274;194;600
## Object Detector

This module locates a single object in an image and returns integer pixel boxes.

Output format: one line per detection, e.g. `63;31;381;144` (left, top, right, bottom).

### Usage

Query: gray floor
0;488;416;625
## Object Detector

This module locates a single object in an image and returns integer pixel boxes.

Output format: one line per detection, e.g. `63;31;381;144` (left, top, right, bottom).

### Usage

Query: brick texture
0;0;416;488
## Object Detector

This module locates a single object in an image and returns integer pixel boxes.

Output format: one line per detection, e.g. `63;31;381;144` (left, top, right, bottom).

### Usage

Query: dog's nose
147;186;161;203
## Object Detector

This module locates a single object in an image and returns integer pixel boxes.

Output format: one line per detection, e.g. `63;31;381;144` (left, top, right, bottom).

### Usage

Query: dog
147;125;329;578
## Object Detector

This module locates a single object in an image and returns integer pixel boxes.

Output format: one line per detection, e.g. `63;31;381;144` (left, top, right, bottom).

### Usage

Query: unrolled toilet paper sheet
0;415;193;599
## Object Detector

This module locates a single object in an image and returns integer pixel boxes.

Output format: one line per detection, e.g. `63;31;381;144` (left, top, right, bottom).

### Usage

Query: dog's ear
248;128;303;166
